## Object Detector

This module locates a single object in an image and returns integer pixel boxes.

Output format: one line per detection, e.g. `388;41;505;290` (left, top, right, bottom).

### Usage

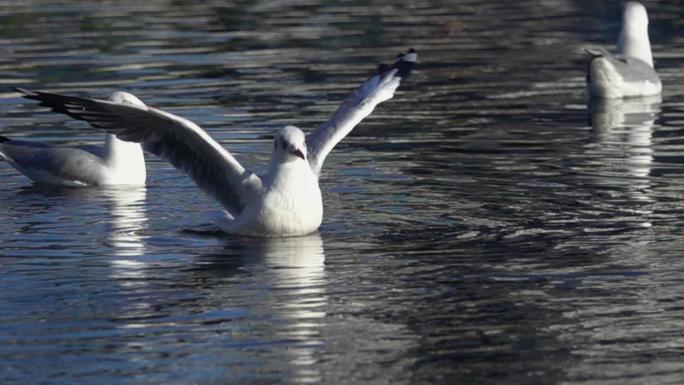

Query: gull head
273;125;307;162
109;91;146;106
623;2;649;31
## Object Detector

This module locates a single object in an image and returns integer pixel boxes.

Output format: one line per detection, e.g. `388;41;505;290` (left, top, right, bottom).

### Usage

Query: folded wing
0;139;108;186
305;48;416;177
16;88;262;214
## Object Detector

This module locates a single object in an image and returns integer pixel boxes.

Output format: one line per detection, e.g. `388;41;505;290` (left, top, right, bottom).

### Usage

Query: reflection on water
107;186;147;256
587;96;661;216
251;235;326;384
106;186;148;281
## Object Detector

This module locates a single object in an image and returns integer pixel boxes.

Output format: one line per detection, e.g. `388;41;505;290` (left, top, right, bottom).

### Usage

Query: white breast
226;161;323;237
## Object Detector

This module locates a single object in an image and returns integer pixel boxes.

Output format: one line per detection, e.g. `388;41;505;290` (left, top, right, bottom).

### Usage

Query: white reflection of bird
1;92;146;186
107;186;149;282
586;2;661;98
257;234;326;381
107;186;148;257
589;95;660;212
17;49;416;237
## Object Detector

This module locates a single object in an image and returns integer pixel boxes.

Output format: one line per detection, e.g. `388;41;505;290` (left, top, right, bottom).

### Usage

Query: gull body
586;1;661;99
213;126;324;236
1;92;146;186
17;49;416;236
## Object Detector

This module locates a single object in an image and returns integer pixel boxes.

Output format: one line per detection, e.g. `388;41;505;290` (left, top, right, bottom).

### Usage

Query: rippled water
3;0;684;384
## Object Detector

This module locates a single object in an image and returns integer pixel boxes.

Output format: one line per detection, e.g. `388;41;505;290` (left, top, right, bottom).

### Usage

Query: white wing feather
306;49;416;177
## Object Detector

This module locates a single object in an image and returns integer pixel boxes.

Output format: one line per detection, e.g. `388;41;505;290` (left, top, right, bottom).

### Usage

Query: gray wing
16;88;262;214
585;47;660;84
0;139;108;185
305;49;416;177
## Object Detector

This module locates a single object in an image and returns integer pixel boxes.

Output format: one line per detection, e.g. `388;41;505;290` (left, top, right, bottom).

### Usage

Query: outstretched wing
305;48;416;177
15;88;262;214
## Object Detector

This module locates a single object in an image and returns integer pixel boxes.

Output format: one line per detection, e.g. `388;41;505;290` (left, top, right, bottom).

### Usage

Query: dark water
2;0;684;384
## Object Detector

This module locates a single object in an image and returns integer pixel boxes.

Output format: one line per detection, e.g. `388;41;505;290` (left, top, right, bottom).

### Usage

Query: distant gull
1;92;146;186
586;1;661;98
16;49;416;237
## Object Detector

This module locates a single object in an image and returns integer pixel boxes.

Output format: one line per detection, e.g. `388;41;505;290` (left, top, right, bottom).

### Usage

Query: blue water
2;1;684;384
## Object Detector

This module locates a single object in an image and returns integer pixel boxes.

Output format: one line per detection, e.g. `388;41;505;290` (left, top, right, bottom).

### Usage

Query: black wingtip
377;48;417;79
11;88;105;123
0;135;9;143
395;48;417;78
13;87;42;101
13;87;32;95
377;63;389;74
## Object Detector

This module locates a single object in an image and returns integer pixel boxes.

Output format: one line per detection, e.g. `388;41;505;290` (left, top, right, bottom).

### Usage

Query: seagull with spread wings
16;49;416;237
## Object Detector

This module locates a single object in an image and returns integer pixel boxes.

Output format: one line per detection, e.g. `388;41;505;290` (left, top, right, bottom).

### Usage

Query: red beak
291;148;305;159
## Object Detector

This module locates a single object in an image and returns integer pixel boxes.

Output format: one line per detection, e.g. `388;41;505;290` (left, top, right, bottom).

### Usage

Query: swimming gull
16;49;416;236
1;92;146;186
586;1;661;98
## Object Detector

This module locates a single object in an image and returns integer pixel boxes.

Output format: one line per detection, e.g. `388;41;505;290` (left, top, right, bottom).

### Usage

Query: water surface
2;1;684;384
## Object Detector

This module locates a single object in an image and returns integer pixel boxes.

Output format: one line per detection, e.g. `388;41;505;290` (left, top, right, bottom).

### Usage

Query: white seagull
1;92;146;186
17;49;416;237
586;1;661;99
